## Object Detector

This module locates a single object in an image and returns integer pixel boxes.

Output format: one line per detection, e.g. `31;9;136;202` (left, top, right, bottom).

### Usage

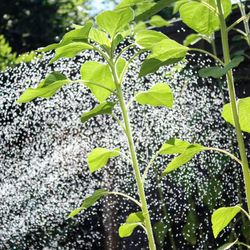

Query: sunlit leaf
119;212;144;238
217;239;238;250
81;102;116;123
212;205;241;238
96;8;134;38
68;189;108;218
199;56;244;78
17;72;70;103
183;33;202;46
49;42;93;64
159;138;191;155
89;28;111;49
222;96;250;133
162;144;204;175
80;62;115;102
150;15;171;27
135;83;173;108
87;148;120;173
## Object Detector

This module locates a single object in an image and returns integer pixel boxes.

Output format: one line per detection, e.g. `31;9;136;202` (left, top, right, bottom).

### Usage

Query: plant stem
109;61;156;250
216;0;250;214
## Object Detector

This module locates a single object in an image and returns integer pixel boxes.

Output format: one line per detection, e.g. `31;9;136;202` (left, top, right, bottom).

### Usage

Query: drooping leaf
159;138;191;155
199;56;244;78
222;96;250;133
49;42;93;64
17;72;70;103
119;212;144;238
162;144;204;175
38;21;93;52
81;102;116;123
96;8;134;38
217;239;238;250
183;33;202;46
135;83;173;108
150;15;171;27
212;205;241;238
87;148;120;173
136;30;188;76
80;62;115;102
68;189;108;218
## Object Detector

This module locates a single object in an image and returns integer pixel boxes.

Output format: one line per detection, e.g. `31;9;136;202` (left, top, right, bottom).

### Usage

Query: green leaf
80;62;115;102
38;21;93;52
162;144;204;175
183;33;202;46
217;239;238;250
116;0;144;9
112;34;124;51
135;83;173;108
81;102;116;123
96;8;134;38
222;96;250;133
212;205;241;238
49;42;93;64
119;212;144;238
150;15;171;27
68;189;108;218
153;221;168;247
87;148;120;173
159;138;191;155
199;56;244;78
136;30;188;76
89;28;111;48
17;72;70;103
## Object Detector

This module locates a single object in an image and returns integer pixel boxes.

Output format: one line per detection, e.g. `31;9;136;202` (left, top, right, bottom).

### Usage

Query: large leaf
81;102;116;123
80;62;115;102
50;42;93;64
162;144;204;175
68;189;108;218
199;56;244;78
222;96;250;133
150;15;171;27
119;212;144;238
96;8;134;38
17;72;70;103
217;239;238;250
212;205;241;238
159;138;191;155
135;83;173;108
87;148;120;173
38;21;93;52
136;30;188;76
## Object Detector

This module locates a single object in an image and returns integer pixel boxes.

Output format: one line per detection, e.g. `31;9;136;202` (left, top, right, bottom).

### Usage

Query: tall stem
110;62;156;250
216;0;250;213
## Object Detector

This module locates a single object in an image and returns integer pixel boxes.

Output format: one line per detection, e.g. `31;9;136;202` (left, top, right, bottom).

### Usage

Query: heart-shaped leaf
222;96;250;133
135;83;173;108
87;148;120;173
17;72;70;103
68;189;108;218
119;212;144;238
212;205;241;238
81;102;116;123
159;138;191;155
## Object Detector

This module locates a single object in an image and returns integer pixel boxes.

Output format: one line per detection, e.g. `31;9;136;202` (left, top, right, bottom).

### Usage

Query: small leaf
153;221;168;247
49;42;93;64
96;8;134;38
150;15;171;27
183;33;202;46
136;30;166;49
112;34;124;51
17;72;70;103
80;62;115;102
159;138;191;155
89;28;111;49
119;212;144;238
162;144;204;175
81;102;116;123
212;205;241;238
222;96;250;133
87;148;120;173
68;189;108;218
135;83;173;108
217;239;238;250
199;56;244;79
